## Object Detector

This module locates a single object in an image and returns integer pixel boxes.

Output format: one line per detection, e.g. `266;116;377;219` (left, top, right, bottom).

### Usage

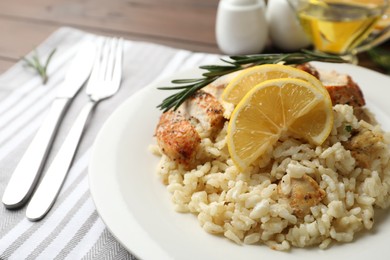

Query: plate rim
88;62;390;260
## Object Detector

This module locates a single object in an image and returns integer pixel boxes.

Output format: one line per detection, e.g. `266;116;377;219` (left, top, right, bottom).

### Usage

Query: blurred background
0;0;219;73
0;0;389;74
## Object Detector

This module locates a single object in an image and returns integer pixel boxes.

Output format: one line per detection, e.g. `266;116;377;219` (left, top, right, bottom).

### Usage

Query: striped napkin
0;27;221;259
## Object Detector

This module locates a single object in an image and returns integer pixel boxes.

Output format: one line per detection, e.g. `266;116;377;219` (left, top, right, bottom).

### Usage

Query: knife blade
2;41;96;209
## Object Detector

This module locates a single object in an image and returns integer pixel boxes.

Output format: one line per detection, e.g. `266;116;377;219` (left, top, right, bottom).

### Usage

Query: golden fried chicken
319;70;365;108
343;128;384;169
297;63;370;122
278;174;326;218
296;63;366;108
155;90;225;169
155;110;201;169
182;90;225;137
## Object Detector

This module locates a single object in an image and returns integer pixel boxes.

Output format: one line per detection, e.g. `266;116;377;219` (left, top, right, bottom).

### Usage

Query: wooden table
0;0;388;74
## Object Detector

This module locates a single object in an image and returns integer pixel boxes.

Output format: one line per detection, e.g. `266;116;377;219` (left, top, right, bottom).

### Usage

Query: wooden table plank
0;60;15;74
0;17;58;60
0;16;220;57
0;18;222;74
0;0;387;75
0;0;219;45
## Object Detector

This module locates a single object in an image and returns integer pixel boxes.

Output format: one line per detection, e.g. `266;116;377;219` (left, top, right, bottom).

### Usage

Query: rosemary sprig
157;50;348;112
368;47;390;73
23;48;57;85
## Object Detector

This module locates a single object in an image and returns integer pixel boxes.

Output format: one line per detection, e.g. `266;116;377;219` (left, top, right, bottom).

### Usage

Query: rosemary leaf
22;57;36;69
23;48;57;85
202;68;241;77
158;84;197;90
219;58;237;65
171;78;204;84
368;47;390;72
157;50;348;112
199;65;237;71
44;48;57;71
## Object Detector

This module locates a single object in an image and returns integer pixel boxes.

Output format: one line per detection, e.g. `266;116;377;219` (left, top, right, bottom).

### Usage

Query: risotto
151;77;390;251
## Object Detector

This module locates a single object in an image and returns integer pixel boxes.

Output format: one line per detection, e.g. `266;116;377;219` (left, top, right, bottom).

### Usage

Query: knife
2;41;96;209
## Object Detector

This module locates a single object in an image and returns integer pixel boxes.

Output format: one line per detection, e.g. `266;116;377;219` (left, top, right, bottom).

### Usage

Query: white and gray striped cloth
0;27;221;259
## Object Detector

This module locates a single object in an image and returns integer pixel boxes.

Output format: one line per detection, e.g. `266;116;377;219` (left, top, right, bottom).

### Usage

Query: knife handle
26;101;96;221
2;98;70;209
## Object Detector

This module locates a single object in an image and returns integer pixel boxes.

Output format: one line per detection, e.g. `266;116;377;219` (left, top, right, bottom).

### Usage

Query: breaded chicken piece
155;110;201;169
297;63;369;122
203;83;226;102
156;90;225;169
202;71;240;102
278;174;326;218
295;63;320;79
319;70;365;108
182;91;225;137
296;63;366;107
343;128;384;169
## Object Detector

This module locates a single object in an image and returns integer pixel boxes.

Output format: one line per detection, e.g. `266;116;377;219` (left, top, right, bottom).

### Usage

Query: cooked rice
151;104;390;250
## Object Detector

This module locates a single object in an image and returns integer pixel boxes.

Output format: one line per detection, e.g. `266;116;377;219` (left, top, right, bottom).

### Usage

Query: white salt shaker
216;0;268;55
266;0;311;51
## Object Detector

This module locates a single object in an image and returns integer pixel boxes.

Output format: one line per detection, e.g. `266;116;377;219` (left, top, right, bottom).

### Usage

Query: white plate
89;62;390;260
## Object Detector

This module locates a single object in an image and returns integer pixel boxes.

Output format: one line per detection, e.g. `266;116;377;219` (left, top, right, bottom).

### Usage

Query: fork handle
26;100;96;221
2;98;71;209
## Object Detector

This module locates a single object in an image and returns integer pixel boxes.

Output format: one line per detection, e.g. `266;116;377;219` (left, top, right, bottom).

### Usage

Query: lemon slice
222;64;326;105
227;78;333;171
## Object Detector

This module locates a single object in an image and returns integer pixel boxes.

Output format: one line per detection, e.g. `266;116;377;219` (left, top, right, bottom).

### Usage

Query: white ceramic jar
266;0;311;51
216;0;268;55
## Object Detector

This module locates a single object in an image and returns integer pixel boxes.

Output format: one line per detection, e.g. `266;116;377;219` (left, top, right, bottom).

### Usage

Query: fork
26;37;124;221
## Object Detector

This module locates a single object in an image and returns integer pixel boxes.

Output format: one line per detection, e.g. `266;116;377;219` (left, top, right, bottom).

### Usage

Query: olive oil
298;2;382;54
